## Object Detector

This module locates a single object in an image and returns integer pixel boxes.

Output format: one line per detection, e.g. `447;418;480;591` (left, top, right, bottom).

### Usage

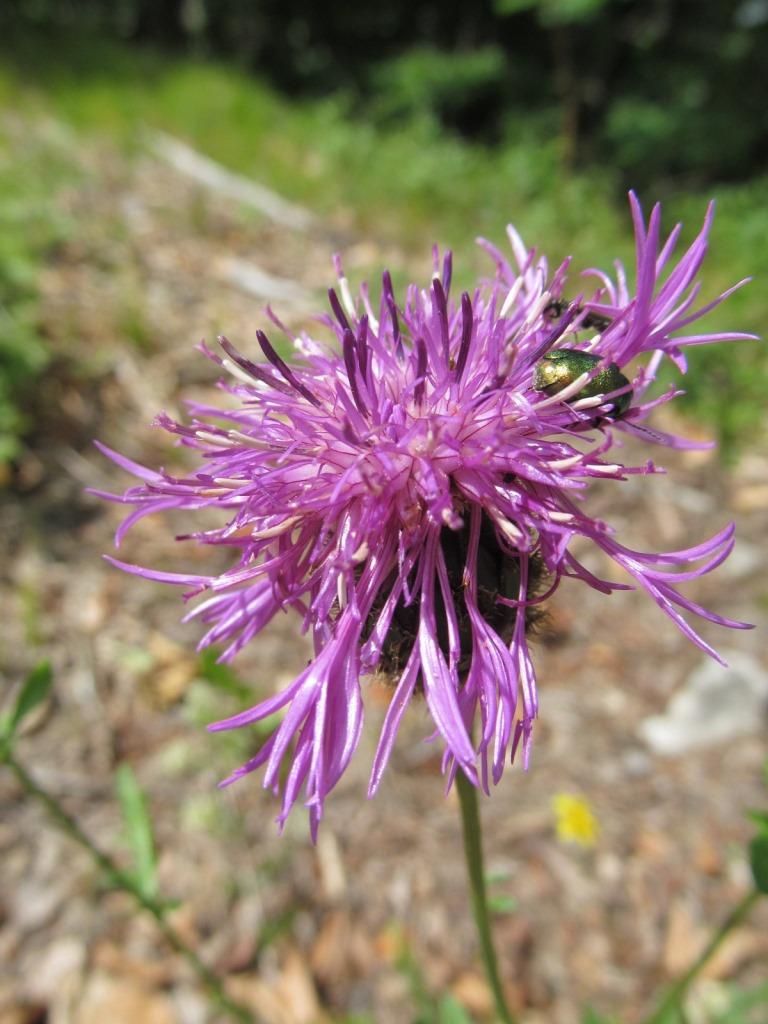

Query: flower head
98;194;754;837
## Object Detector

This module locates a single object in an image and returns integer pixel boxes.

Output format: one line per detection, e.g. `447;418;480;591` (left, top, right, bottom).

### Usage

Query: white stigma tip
548;454;583;470
570;394;606;411
352;542;370;563
222;358;259;388
252;515;300;539
499;277;524;318
338;275;356;319
498;518;523;541
534;371;592;408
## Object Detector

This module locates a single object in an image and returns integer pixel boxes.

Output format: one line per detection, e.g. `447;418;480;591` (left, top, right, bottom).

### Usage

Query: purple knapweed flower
97;194;754;836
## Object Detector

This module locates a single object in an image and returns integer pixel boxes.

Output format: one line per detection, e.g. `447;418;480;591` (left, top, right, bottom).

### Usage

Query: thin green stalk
4;753;255;1024
456;769;516;1024
642;887;761;1024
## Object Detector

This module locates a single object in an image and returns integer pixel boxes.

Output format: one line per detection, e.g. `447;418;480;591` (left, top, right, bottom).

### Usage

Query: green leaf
581;1009;619;1024
542;0;608;23
197;649;253;701
749;834;768;894
494;0;538;15
256;905;298;952
720;980;768;1019
484;869;510;886
115;763;158;900
495;0;607;21
1;661;52;744
488;894;518;914
437;995;474;1024
746;809;768;834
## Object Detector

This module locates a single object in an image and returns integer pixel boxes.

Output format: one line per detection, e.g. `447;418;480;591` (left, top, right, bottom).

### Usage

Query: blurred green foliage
115;763;160;901
0;660;52;748
484;868;519;915
391;928;477;1024
648;982;768;1024
581;1010;619;1024
0;121;78;462
496;0;609;20
4;0;768;188
369;47;507;130
0;9;766;463
711;983;768;1024
748;765;768;894
197;648;256;703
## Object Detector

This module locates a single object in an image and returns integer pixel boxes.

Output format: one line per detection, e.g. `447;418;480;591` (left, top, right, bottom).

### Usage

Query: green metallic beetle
543;298;612;333
533;347;632;419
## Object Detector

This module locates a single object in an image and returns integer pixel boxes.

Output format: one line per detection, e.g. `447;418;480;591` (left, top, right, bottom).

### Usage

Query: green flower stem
3;752;255;1024
456;769;517;1024
642;887;761;1024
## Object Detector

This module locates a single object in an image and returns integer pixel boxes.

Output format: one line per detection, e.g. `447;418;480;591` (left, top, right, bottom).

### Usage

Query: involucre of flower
97;194;754;837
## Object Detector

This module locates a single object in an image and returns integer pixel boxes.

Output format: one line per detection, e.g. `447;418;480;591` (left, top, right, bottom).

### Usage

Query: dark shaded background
5;0;768;187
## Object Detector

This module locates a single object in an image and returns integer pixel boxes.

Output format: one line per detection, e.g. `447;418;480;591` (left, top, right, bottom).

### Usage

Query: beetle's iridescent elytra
533;347;632;418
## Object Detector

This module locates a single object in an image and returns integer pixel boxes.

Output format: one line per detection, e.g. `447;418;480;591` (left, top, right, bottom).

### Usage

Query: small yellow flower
552;793;599;848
